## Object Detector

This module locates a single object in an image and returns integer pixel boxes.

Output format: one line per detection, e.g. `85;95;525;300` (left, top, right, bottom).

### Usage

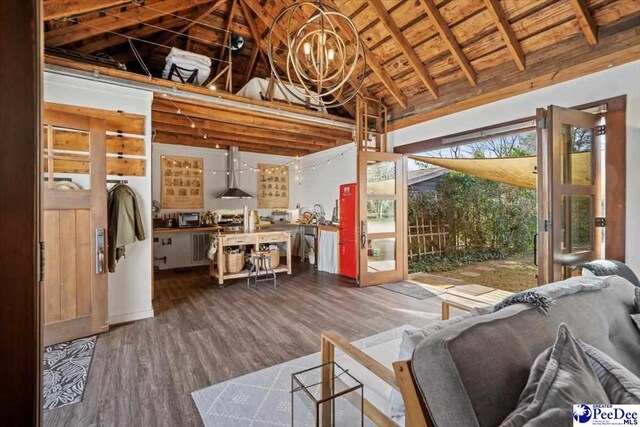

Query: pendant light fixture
267;1;366;108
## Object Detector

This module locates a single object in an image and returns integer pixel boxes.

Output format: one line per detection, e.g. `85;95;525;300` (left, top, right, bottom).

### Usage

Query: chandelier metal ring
267;1;366;109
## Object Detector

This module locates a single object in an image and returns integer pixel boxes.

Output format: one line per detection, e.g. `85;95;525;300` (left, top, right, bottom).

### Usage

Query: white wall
389;59;640;274
298;143;357;214
44;73;154;324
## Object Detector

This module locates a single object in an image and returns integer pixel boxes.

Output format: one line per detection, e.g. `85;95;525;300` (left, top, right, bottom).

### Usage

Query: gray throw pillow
579;341;640;403
500;324;609;427
576;260;640;286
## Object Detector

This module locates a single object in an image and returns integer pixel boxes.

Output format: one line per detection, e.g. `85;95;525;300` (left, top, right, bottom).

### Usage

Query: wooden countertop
208;230;290;238
153;226;223;234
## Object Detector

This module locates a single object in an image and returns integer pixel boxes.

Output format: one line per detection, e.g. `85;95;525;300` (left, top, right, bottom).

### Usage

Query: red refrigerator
339;183;357;279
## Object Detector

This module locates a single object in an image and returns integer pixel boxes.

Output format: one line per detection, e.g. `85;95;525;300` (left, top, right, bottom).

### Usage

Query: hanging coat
108;183;146;272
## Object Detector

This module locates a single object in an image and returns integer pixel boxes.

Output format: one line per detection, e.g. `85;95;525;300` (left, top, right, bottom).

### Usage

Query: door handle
533;233;538;267
360;220;367;249
96;228;106;274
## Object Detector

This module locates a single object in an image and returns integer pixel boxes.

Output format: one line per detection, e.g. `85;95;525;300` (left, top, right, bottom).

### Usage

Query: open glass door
536;105;604;284
358;151;406;286
42;109;109;345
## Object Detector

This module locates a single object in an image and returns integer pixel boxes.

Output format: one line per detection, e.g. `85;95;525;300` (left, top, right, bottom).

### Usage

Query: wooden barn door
536;105;604;284
42;109;109;346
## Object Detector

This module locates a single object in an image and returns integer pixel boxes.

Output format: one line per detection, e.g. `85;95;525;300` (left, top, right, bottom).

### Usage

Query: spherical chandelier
267;1;366;109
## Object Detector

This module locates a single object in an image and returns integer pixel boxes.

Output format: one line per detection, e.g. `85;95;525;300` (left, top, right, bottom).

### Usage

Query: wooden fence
408;217;450;260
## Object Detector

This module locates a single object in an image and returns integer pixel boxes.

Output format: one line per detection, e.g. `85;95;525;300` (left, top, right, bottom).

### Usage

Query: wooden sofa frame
321;331;435;427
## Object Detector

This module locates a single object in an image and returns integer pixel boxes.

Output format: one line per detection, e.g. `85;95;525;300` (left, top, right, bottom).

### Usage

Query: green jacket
108;183;146;272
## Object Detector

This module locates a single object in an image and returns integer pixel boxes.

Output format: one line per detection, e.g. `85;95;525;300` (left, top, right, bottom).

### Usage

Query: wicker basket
224;251;245;274
252;248;280;269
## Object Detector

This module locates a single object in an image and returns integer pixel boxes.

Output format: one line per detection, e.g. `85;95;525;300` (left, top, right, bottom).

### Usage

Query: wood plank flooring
44;261;443;426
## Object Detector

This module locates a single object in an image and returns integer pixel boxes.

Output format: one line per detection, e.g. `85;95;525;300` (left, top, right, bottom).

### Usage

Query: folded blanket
576;259;640;287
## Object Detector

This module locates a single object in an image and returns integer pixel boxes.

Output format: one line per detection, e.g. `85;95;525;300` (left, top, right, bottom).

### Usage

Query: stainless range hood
216;146;253;199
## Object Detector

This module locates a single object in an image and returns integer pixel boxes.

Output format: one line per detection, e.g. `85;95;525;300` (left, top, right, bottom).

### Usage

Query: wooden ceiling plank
152;122;323;152
388;15;640;130
149;0;226;55
417;0;477;86
151;111;338;147
153;131;312;156
483;0;525;71
368;0;439;99
568;0;598;45
43;0;131;20
77;16;185;55
46;0;215;47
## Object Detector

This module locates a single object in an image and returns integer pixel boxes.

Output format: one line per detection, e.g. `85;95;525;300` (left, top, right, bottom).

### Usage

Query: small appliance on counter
270;210;288;224
178;212;201;228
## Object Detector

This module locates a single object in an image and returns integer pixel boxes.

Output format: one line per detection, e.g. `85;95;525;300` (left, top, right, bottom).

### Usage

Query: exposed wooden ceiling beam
418;0;477;86
238;0;268;67
151;111;339;148
568;0;598;45
153;131;312;156
153;97;353;140
45;0;214;47
43;0;131;20
388;16;640;131
76;16;185;55
150;0;225;55
368;0;439;99
242;44;260;86
483;0;525;71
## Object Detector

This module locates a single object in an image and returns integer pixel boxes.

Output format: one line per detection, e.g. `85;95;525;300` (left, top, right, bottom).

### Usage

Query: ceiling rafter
43;0;132;20
483;0;525;71
568;0;598;45
149;0;226;55
45;0;215;46
213;0;239;77
417;0;477;87
368;0;439;99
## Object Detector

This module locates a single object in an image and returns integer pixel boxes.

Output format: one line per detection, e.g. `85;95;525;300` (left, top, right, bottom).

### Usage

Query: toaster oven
178;212;201;228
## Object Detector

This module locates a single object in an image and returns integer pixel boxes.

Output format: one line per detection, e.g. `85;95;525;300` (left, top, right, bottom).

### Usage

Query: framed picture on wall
161;155;204;209
257;163;289;209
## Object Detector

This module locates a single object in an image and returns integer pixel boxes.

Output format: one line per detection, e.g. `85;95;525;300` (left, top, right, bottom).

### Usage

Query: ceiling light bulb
312;165;316;170
209;84;217;91
176;109;181;114
203;134;208;139
191;123;195;128
303;42;311;56
327;48;335;61
215;144;220;149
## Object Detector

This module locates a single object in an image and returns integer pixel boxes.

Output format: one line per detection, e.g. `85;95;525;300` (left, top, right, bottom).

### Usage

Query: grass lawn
434;253;537;293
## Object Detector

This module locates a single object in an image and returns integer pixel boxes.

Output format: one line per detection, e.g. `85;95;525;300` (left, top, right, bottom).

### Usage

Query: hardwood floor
44;261;443;426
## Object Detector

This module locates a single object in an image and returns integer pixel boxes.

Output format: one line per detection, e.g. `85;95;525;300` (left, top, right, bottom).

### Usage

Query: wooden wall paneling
0;0;40;422
51;130;145;155
44;155;146;176
44;102;146;135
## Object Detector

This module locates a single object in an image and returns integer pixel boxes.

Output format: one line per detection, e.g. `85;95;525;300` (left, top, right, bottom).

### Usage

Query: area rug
379;281;438;300
43;335;96;410
192;325;415;427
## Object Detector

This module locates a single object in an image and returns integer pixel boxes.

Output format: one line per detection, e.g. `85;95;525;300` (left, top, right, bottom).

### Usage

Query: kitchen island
209;230;292;286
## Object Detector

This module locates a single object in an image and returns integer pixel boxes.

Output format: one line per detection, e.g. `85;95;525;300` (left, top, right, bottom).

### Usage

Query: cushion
576;259;640;287
579;341;640;403
632;314;640;332
390;306;492;417
411;275;640;427
635;287;640;313
499;324;609;427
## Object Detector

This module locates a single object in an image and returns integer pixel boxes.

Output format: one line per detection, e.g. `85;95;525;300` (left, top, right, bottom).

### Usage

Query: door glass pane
561;196;593;252
367;238;396;272
367;160;396;195
560;124;593;185
367;199;395;233
43;125;91;190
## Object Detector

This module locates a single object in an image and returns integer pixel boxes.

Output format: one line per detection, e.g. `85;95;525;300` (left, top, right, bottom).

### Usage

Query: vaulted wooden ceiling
44;0;640;127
